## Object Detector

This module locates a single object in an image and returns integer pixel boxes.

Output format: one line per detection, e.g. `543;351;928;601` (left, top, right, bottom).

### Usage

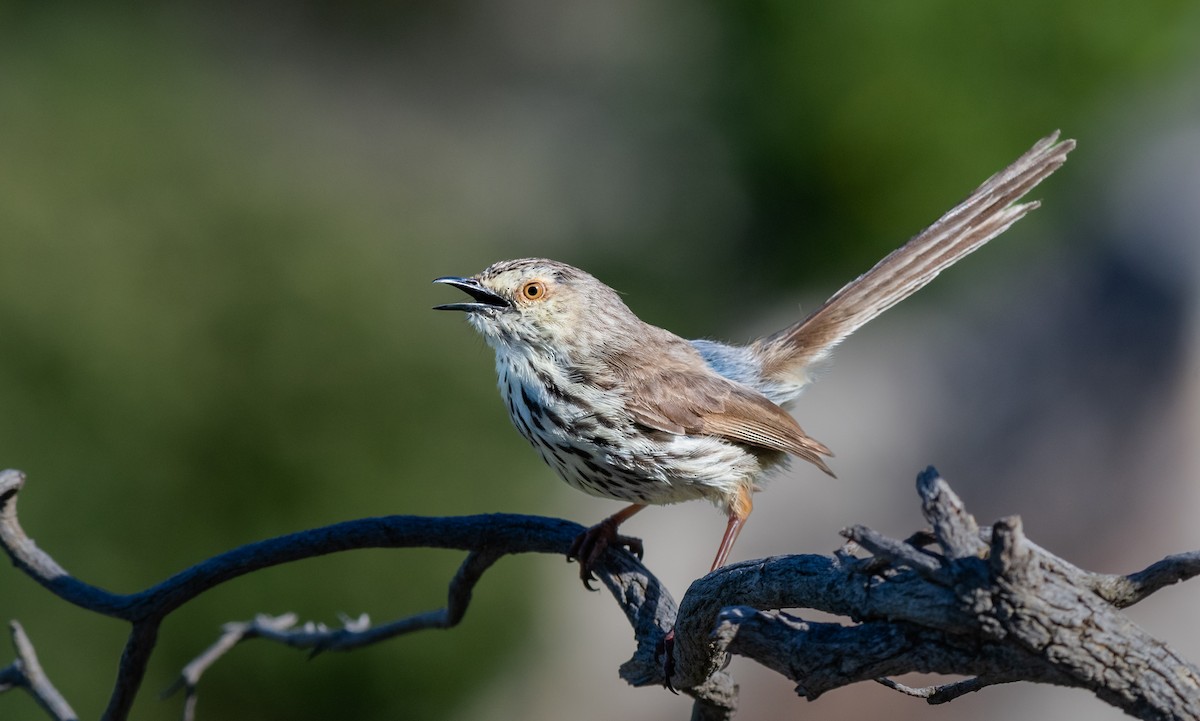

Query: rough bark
2;466;1198;721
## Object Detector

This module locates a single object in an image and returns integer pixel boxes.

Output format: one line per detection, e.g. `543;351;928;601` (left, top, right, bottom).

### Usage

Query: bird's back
691;339;811;407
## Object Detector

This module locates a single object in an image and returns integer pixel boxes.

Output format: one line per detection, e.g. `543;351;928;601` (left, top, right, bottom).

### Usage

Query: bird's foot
659;627;678;693
567;519;644;590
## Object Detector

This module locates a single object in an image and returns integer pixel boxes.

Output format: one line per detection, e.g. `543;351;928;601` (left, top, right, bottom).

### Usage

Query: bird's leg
664;487;754;690
567;503;646;590
711;486;752;571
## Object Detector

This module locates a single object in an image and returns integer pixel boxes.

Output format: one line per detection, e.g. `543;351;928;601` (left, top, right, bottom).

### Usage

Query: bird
434;132;1074;586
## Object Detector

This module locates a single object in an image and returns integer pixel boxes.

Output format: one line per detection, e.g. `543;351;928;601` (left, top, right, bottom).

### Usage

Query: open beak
432;276;511;312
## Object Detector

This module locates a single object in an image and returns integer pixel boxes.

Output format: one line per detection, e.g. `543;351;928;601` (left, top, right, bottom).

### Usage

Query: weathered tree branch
0;620;78;721
1092;551;1200;608
3;465;1200;721
0;468;730;721
877;674;1011;704
672;468;1200;721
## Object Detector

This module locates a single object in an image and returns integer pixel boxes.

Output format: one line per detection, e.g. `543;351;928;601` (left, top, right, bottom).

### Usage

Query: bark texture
2;466;1198;721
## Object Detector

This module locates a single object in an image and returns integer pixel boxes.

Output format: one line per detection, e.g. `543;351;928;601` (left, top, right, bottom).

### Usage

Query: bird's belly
503;384;761;506
535;432;758;506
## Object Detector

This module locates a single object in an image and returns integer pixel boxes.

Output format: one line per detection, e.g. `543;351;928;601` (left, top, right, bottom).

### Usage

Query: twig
0;621;78;721
163;549;505;716
1090;551;1200;608
876;675;1009;703
915;466;986;558
164;614;301;721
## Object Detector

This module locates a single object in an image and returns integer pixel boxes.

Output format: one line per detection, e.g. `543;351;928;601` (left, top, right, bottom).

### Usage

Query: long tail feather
754;131;1075;386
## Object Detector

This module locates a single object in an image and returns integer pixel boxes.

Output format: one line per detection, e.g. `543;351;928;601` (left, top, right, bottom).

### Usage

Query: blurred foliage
705;0;1195;286
710;1;1198;287
0;2;1195;720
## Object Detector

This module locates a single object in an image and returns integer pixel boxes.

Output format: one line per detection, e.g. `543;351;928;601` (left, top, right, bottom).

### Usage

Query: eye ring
520;280;547;301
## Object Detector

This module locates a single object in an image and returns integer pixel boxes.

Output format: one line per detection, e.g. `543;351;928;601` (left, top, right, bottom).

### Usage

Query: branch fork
3;466;1199;721
671;468;1200;721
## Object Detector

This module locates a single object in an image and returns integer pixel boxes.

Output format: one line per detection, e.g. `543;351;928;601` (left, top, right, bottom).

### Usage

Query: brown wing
611;343;835;477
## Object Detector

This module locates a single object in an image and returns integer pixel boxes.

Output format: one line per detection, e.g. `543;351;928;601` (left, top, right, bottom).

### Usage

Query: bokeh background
2;2;1199;720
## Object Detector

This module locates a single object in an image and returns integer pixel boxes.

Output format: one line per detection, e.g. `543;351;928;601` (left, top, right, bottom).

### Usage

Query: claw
566;521;644;589
659;628;678;693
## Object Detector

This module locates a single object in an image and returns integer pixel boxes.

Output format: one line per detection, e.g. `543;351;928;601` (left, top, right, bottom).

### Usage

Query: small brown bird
436;132;1074;585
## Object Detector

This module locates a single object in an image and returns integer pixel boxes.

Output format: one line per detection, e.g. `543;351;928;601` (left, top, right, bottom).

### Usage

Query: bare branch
840;524;941;575
676;469;1200;720
103;622;159;721
707;606;1060;700
4;465;1200;721
0;621;78;721
164;549;505;714
164;614;301;721
915;466;987;558
1089;551;1200;608
876;675;1012;703
0;468;735;721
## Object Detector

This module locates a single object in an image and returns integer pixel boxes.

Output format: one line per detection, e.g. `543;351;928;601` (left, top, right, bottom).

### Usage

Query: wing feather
610;342;835;477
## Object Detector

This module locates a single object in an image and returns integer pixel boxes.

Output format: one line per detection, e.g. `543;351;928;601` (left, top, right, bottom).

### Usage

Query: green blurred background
1;2;1197;720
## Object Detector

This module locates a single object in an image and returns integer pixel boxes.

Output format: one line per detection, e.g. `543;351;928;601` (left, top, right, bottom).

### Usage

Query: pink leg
666;488;753;690
710;486;752;571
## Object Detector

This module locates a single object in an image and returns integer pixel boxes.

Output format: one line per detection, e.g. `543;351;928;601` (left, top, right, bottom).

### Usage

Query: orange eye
521;280;547;301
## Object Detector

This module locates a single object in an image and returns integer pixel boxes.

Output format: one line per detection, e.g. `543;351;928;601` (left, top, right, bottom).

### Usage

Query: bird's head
434;258;637;354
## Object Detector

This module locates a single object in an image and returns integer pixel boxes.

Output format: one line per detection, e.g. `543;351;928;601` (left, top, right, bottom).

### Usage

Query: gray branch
3;466;1200;721
669;467;1200;721
0;468;731;721
0;621;78;721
